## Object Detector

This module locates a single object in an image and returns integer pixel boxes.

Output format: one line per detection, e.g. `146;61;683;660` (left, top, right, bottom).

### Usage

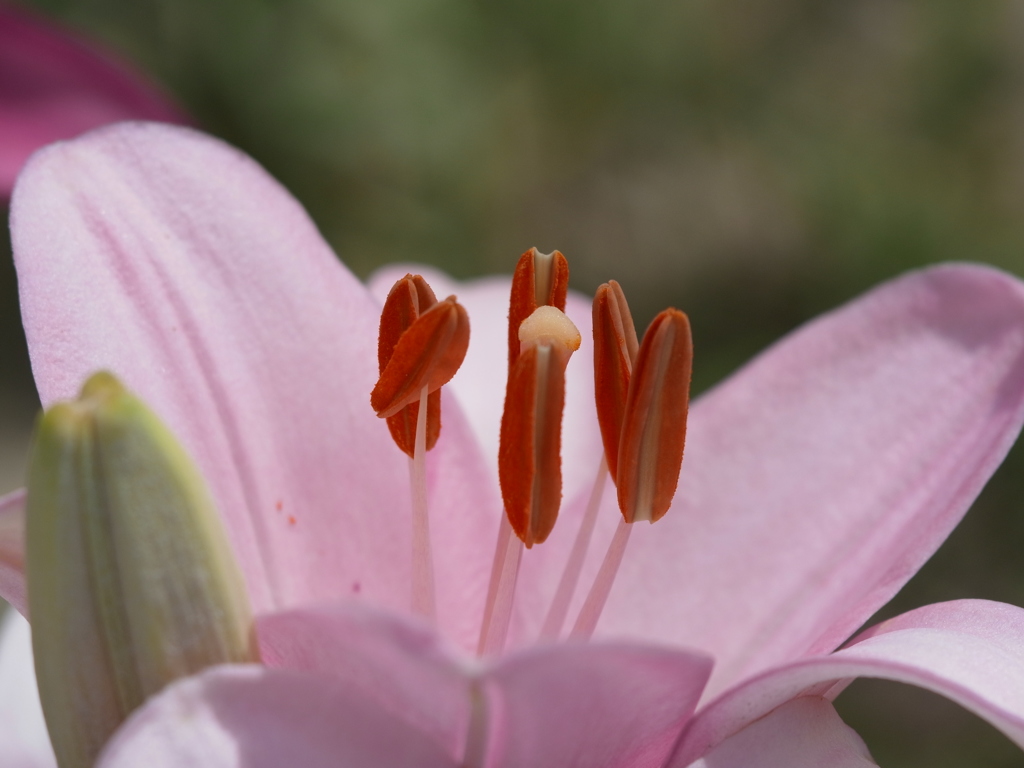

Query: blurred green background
3;0;1024;764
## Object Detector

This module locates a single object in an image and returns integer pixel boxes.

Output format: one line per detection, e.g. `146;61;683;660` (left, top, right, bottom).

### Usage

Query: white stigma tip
518;306;581;352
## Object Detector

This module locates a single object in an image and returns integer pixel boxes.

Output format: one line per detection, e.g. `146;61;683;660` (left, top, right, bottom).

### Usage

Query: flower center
370;249;693;651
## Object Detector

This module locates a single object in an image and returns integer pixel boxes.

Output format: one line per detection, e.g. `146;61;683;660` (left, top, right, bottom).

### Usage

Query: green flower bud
26;372;257;768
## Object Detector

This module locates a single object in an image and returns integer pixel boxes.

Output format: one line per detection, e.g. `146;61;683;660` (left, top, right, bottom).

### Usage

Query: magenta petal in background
600;264;1024;694
0;489;26;616
689;697;877;768
0;6;184;196
10;122;496;647
95;666;459;768
672;599;1024;765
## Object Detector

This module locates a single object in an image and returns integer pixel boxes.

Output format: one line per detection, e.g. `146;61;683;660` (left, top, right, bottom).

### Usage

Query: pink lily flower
3;121;1024;766
0;5;184;197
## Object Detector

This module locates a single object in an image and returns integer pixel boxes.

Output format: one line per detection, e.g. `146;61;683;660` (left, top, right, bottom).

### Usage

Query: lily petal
687;697;877;768
96;665;459;768
484;641;712;768
258;602;472;758
258;600;712;767
599;264;1024;693
0;489;26;616
0;6;184;195
671;599;1024;766
0;610;55;768
10;122;495;646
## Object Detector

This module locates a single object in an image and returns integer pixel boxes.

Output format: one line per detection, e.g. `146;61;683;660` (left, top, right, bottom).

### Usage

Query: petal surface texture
597;264;1024;693
483;641;712;768
258;601;713;768
0;6;184;195
95;665;459;768
258;603;473;758
687;697;877;768
0;489;26;615
10;122;497;649
672;599;1024;765
0;610;56;768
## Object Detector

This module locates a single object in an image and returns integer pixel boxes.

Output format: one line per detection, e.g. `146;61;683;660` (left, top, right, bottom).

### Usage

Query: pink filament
539;456;608;640
410;386;436;620
477;514;524;656
571;517;633;640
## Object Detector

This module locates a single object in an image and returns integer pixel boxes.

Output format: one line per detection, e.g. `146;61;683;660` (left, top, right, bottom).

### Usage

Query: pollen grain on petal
616;308;692;524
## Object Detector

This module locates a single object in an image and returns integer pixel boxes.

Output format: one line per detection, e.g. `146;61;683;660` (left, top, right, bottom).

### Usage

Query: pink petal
258;602;473;758
671;599;1024;766
0;610;56;768
369;264;607;646
598;265;1024;694
10;123;495;645
258;600;712;767
687;697;876;768
96;665;459;768
484;641;712;768
0;489;26;616
0;6;184;196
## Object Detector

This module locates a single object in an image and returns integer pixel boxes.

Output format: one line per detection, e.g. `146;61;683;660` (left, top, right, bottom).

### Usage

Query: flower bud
26;372;257;768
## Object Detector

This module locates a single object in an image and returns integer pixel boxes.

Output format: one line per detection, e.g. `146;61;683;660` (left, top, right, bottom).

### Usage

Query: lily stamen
479;249;577;656
373;274;470;620
571;287;693;640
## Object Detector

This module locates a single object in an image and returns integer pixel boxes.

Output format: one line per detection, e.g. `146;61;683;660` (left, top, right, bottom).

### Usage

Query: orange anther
376;275;444;456
372;275;469;456
592;280;640;483
499;343;570;547
508;248;569;368
615;309;692;524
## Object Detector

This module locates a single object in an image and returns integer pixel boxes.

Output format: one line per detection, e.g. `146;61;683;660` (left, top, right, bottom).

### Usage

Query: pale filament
410;385;437;620
539;455;608;641
570;516;634;640
477;513;523;656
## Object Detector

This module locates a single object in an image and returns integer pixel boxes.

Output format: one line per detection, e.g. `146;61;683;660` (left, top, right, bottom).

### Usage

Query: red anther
615;309;692;524
372;279;469;447
592;280;640;483
508;248;569;368
499;343;568;547
377;275;442;456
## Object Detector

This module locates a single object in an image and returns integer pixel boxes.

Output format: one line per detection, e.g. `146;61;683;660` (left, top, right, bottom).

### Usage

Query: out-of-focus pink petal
258;602;472;758
687;697;876;768
369;264;606;646
484;641;712;768
598;265;1024;694
10;123;495;644
258;600;712;767
0;610;56;768
96;665;459;768
0;6;184;196
671;599;1024;766
0;489;26;615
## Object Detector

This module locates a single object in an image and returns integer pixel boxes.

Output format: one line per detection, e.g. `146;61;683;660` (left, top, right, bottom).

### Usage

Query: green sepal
27;372;257;768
